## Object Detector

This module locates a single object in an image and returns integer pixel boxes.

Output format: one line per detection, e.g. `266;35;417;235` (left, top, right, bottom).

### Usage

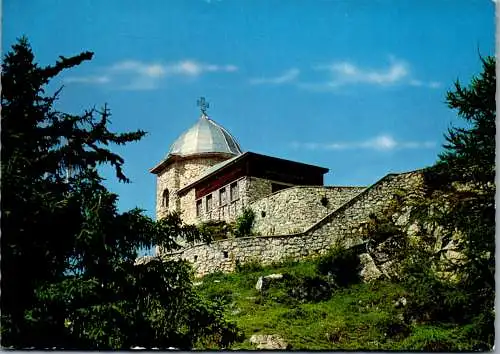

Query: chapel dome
168;113;243;157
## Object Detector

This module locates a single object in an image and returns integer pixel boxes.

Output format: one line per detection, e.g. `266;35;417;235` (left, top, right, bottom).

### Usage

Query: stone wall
164;170;426;277
189;176;274;225
305;171;425;248
250;186;365;235
156;156;228;220
167;233;333;277
197;177;246;224
244;177;274;204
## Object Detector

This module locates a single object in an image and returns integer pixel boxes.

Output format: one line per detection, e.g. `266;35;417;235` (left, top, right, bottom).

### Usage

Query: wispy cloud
111;60;237;78
291;134;436;151
63;75;110;84
409;79;441;89
64;59;238;90
249;68;300;85
299;57;441;91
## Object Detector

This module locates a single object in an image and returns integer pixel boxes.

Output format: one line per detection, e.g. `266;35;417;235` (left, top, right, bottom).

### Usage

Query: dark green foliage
281;274;335;303
198;220;231;241
439;56;495;186
401;253;469;324
235;259;264;273
400;56;495;350
0;37;237;349
316;246;362;287
234;208;255;237
365;211;401;244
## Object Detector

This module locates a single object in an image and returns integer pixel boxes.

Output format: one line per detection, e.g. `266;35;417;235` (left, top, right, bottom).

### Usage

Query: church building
146;99;425;276
150;98;330;226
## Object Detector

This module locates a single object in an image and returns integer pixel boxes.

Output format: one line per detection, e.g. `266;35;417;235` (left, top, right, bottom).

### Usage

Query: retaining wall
166;170;426;277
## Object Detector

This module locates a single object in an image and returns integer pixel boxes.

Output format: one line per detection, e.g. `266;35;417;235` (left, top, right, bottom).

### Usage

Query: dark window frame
219;187;227;206
196;199;203;217
162;188;169;208
206;194;213;212
230;181;239;201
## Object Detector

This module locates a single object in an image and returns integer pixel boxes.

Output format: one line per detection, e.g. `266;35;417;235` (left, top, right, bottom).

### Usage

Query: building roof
177;151;329;195
168;114;243;157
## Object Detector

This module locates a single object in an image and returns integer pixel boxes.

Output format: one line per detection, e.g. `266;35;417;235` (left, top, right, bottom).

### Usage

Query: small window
196;199;202;217
230;182;239;201
162;188;169;208
206;194;213;212
219;187;227;206
223;251;229;259
194;255;198;261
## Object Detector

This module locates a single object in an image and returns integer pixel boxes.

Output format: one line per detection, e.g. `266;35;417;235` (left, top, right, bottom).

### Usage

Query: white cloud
162;60;238;77
301;57;441;90
410;79;441;89
67;59;238;90
316;57;409;87
292;134;436;151
249;68;300;85
428;81;441;88
63;75;110;84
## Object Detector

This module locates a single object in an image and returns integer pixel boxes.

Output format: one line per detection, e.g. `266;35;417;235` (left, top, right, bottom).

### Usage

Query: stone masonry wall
188;176;274;225
197;177;247;224
156;156;228;220
305;170;425;249
250;186;366;235
165;170;426;277
245;177;274;204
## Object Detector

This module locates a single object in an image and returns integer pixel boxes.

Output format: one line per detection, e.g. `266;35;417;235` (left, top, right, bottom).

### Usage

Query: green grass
195;258;481;350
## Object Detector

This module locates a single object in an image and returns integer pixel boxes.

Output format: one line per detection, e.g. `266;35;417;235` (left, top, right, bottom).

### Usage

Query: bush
202;287;234;306
234;208;255;238
198;220;231;241
397;326;469;351
285;274;335;303
375;311;410;340
316;246;362;287
235;260;264;274
263;273;334;304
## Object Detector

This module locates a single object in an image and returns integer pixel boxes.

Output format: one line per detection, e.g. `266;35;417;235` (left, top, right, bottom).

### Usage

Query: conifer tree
1;37;239;349
403;56;495;349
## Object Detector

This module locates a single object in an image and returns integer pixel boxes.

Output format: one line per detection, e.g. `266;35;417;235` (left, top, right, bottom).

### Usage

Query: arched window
162;188;169;208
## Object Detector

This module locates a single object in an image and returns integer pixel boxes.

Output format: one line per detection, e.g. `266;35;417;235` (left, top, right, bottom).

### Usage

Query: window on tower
196;199;203;217
162;188;169;208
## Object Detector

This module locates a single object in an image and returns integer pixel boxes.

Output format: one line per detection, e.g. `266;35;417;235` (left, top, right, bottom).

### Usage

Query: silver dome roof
168;114;243;157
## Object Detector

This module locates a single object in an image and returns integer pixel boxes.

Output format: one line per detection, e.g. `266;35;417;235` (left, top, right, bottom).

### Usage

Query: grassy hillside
194;257;481;351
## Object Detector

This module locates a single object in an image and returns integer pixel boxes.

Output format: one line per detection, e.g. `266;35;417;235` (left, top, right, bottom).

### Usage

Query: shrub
316;246;362;287
198;220;231;241
374;311;410;340
397;326;467;351
234;208;255;237
285;274;335;303
264;273;334;304
203;287;233;306
235;260;263;274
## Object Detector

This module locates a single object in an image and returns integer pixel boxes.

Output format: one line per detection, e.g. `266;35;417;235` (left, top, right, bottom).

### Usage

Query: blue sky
4;0;495;221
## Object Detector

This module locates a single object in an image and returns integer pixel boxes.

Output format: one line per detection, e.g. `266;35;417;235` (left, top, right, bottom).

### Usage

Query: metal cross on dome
197;97;209;116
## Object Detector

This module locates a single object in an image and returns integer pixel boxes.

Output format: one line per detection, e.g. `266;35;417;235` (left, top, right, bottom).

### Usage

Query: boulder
359;253;383;282
249;334;289;350
255;273;283;291
134;256;155;266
